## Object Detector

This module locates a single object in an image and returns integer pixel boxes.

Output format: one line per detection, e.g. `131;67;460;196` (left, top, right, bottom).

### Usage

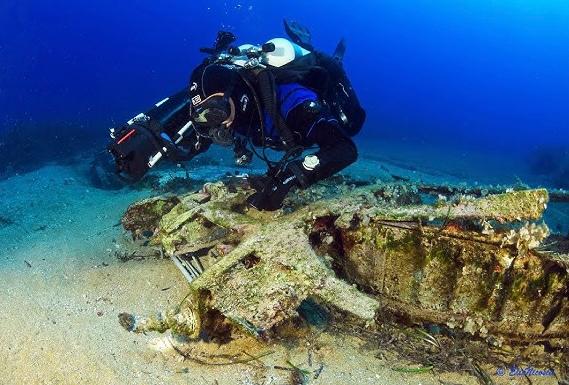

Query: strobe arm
113;89;192;146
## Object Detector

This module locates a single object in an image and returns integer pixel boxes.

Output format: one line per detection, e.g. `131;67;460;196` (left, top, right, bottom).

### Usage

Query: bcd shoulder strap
254;68;297;150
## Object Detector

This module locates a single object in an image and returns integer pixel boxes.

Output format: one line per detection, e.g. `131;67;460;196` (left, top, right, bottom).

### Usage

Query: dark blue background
1;0;568;151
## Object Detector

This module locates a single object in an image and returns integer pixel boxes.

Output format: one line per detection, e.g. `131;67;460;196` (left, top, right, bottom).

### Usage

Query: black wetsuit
281;87;358;187
226;81;358;210
232;82;358;187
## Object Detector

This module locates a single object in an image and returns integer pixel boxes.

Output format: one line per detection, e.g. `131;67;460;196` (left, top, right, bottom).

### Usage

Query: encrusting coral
119;177;568;348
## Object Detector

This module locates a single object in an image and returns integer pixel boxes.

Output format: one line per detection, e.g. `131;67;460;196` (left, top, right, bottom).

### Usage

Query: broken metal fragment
120;180;567;347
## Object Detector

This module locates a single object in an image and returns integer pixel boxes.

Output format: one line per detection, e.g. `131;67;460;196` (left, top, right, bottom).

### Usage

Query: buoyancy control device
193;25;366;141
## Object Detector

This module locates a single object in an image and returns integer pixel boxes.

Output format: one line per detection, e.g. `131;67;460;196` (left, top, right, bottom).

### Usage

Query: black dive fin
284;19;314;51
333;38;347;62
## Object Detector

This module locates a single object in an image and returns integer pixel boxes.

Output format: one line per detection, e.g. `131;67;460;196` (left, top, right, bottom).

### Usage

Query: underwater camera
106;90;196;183
108;118;159;181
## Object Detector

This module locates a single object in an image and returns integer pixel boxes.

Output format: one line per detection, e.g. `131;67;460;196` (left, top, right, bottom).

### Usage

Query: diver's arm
142;89;192;135
233;136;253;166
175;130;212;161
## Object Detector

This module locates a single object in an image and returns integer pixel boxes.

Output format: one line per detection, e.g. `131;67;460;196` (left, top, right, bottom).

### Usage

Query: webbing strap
256;69;297;150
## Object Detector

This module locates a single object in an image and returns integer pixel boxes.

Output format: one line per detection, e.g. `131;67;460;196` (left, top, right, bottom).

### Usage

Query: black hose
238;70;277;168
256;69;297;149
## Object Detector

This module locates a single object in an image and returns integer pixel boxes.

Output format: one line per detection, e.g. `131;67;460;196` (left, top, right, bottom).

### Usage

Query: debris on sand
119;177;568;370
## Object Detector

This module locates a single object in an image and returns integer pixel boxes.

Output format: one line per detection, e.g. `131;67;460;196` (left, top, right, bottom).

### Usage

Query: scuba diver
92;21;365;211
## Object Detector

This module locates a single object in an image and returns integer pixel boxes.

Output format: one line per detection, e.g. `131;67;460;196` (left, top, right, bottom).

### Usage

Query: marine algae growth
119;177;568;351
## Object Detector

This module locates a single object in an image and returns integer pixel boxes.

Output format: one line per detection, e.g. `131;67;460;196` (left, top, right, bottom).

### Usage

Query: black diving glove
247;170;298;211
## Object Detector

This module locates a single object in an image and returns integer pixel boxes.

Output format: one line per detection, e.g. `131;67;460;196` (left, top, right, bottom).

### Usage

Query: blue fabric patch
263;112;278;140
263;83;318;140
278;83;318;120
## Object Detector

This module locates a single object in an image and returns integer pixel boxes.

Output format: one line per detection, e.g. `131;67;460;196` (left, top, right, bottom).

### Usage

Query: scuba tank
222;34;366;138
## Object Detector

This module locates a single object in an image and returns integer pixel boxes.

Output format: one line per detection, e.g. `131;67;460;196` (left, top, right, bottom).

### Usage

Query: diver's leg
247;100;358;211
284;99;358;187
289;120;358;188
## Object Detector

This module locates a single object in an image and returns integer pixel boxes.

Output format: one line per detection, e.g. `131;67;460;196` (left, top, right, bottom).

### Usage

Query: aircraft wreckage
118;177;569;349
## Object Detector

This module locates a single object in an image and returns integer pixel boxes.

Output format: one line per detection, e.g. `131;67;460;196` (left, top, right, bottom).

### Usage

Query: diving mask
192;93;236;146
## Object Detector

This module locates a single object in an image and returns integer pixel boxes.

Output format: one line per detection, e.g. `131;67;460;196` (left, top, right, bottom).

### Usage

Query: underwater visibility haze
2;1;568;150
1;1;569;384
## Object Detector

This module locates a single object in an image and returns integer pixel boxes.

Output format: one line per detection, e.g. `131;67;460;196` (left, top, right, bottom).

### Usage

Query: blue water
2;4;569;381
0;0;568;185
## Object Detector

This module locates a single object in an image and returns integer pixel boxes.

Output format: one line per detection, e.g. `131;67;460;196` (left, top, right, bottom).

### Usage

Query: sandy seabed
0;145;560;385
